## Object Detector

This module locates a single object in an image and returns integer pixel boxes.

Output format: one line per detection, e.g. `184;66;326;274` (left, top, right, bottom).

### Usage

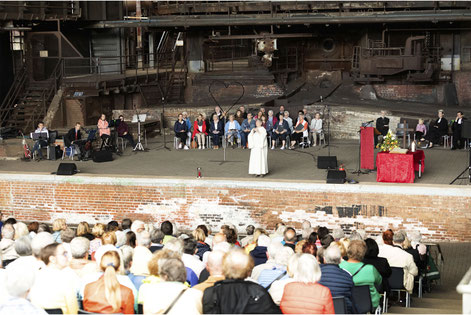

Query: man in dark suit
376;110;390;137
64;122;87;160
209;114;224;149
427;109;449;148
452;111;466;150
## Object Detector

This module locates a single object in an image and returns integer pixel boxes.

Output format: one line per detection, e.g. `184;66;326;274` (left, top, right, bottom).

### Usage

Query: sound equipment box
317;156;338;169
92;150;113;163
56;163;77;176
461;120;471;139
327;170;346;184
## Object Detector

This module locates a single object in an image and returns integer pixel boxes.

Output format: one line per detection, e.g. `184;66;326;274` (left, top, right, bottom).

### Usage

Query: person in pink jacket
97;114;111;147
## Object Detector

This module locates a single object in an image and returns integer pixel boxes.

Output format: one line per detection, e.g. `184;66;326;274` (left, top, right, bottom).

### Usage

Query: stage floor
0;137;469;185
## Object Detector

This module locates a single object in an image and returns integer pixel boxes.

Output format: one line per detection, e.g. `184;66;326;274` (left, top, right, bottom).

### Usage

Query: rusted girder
88;10;471;28
209;33;315;40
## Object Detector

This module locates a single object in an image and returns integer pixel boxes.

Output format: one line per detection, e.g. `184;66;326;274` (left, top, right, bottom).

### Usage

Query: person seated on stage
260;115;267;129
192;113;208;149
310;113;323;146
239;105;248;119
30;121;49;161
426;109;448;148
117;115;136;151
266;109;278;134
271;114;290;150
303;106;312;123
284;111;294;133
97;113;111;147
224;114;241;148
64;122;87;160
235;110;245;125
415;119;427;142
255;110;266;121
452;111;466;150
182;112;192;147
212;106;226;123
241;113;256;149
290;113;309;149
376;110;390;139
174;113;189;150
276;105;285;120
209;113;224;149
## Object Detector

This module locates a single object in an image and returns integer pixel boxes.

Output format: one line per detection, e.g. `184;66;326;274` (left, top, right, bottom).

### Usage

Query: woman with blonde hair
51;218;67;243
193;227;211;260
90;223;106;255
83;251;134;314
77;221;94;240
244;228;268;254
13;222;29;240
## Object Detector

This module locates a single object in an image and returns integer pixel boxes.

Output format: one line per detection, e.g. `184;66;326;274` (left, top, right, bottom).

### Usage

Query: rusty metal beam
209;33;315;40
88;10;471;28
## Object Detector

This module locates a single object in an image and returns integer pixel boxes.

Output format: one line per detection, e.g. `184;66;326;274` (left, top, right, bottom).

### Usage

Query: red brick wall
0;174;470;242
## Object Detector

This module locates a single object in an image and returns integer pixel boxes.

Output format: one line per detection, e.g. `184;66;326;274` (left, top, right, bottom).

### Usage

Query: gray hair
14;236;32;256
332;228;345;240
324;245;342;265
257;235;271;247
115;230;127;248
131;220;145;233
275;247;294;266
267;240;284;260
212;242;231;253
5;258;36;297
70;237;90;259
159;258;186;283
2;224;15;240
293;253;322;283
31;232;54;257
137;231;151;247
393;230;407;244
60;228;76;243
409;231;422;243
120;245;134;270
349;231;363;241
150;229;165;244
164;238;184;255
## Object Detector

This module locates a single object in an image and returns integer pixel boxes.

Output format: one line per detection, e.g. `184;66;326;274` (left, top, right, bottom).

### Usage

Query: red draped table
376;150;425;183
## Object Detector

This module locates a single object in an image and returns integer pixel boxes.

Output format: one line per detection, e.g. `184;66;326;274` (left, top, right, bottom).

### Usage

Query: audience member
250;234;271;266
51;219;67;243
209;114;224;149
193;227;211;260
268;252;299;305
13;222;28;240
90;223;106;254
332;227;345;241
225;114;242;147
161;221;175;244
289;112;308;149
174;113;189;150
300;220;312;240
29;243;79;314
241;113;256;149
106;221;120;232
0;224;19;266
194;250;225;292
252;240;284;280
76;222;94;240
258;247;293;288
27;221;39;238
340;240;382;309
149;229;165;252
129;231;153;290
244;227;268;253
83;250;134;314
240;225;255;248
379;230;418;294
363;238;392;295
164;238;199;286
61;228;76;260
121;219;132;233
280;253;335;314
283;228;297;250
203;248;281;313
271;114;290;150
69;237;96;279
319;245;356;313
126;231;137;248
192;113;208;149
130;220;145;234
182;238;206;278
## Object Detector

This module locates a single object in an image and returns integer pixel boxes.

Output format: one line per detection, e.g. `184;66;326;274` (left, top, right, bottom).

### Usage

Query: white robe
248;127;268;175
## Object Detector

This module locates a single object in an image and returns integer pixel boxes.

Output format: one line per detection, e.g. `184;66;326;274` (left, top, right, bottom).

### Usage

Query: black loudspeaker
327;170;346;184
461;120;471;139
317;156;338;169
92;150;113;163
57;163;77;176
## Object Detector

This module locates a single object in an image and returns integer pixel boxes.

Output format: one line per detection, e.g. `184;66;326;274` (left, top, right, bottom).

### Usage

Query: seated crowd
0;215;430;314
174;105;324;150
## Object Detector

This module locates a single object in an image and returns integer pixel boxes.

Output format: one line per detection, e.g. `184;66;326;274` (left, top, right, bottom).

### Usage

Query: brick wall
0;173;470;242
373;84;441;104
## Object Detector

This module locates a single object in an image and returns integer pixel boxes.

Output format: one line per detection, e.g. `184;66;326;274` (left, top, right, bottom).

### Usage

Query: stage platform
0;137;470;185
0;137;470;243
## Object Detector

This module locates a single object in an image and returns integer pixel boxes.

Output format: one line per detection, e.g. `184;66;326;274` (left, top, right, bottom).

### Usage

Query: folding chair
388;267;410;308
45;309;63;314
352;285;374;314
333;296;347;314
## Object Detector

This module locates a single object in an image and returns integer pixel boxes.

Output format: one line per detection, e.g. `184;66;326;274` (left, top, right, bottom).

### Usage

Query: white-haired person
0;257;47;314
129;231;153;290
258;246;294;288
29;243;79;314
224;114;242;148
182;111;192;147
268;252;300;305
0;224;19;267
340;240;382;309
280;253;335;314
310;112;323;146
194;250;226;292
68;237;96;279
319;245;356;313
83;250;134;314
164;238;199;286
139;255;203;314
251;240;284;280
13;222;29;240
203;248;280;314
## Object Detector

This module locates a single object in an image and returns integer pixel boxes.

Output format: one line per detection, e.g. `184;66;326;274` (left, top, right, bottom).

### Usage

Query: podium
360;127;375;170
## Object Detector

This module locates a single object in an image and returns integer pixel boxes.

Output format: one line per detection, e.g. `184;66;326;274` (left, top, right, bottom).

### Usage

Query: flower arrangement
377;130;399;152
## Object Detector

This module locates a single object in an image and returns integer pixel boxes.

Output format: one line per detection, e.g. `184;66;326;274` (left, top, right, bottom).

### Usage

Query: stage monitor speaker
461;120;471;139
327;170;346;184
92;150;113;163
317;156;338;169
56;163;77;176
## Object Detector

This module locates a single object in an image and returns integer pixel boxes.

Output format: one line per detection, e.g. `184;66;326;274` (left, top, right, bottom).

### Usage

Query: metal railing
0;66;28;126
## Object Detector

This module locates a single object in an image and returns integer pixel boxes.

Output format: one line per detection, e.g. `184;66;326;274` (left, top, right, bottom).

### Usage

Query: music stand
132;114;147;151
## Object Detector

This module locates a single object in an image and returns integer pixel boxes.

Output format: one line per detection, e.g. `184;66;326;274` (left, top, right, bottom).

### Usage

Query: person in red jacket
280;253;335;314
192;113;208;149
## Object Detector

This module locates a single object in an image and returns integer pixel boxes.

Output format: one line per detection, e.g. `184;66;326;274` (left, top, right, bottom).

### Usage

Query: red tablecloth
376;150;425;183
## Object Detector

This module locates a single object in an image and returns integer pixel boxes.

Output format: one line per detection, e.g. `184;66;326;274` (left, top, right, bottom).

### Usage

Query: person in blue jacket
241;113;256;149
209;113;224;149
174;113;189;150
271;114;290;149
224;114;241;148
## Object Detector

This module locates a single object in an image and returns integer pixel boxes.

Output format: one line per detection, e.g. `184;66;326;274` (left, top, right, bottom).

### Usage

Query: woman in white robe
248;119;268;176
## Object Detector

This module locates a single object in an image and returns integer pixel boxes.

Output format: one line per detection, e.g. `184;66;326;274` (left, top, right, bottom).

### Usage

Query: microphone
366;120;374;124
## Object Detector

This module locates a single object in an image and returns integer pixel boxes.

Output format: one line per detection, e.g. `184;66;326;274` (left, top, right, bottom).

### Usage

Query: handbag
191;140;198;149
